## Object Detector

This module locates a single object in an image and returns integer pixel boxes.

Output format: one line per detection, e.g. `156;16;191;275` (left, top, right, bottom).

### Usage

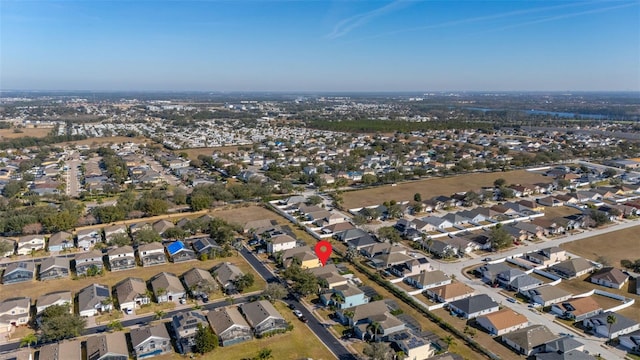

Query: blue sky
1;0;639;91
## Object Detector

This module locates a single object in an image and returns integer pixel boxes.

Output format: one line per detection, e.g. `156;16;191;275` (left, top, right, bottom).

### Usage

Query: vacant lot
0;255;264;304
541;206;582;220
212;205;279;228
58;136;152;147
178;146;240;160
560;225;640;268
0;128;52;139
342;170;549;209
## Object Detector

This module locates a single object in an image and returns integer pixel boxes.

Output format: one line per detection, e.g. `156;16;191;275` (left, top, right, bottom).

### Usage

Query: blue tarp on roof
166;241;185;255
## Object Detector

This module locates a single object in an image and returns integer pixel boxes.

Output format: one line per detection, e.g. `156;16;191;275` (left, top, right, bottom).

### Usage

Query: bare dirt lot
342;170;549;209
560;225;640;268
58;136;152;147
211;205;279;228
179;146;240;160
541;206;582;220
0;128;52;139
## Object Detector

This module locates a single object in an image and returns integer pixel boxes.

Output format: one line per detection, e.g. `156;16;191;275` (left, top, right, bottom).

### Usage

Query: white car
293;310;303;318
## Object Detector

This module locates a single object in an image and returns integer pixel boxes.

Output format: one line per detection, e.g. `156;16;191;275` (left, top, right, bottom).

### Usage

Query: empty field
541;206;582;220
0;128;52;139
58;136;152;146
342;170;549;209
178;146;240;160
560;225;640;268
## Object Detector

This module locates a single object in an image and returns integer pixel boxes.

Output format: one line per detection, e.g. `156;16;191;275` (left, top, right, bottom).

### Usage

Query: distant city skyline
1;0;639;92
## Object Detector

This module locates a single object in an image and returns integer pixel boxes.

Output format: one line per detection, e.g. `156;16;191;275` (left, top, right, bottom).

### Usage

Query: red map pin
315;240;332;266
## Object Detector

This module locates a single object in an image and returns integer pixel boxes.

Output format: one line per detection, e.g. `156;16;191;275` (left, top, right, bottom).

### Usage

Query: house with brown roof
551;296;603;321
38;339;81;360
476;308;529;336
114;277;150;314
589;267;629;289
181;268;217;300
424;282;475;303
150;272;186;303
36;291;72;314
551;258;594;279
240;300;288;337
152;219;174;235
526;285;573;307
404;270;451;290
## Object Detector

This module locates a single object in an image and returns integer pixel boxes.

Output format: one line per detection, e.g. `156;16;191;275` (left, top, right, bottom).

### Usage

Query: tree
153;310;166;320
607;314;617;339
233;273;255;292
367;321;382;342
20;333;37;349
490;225;512;250
136;228;162;244
413;193;422;202
362;174;377;185
262;283;287;301
194;323;218;354
107;320;124;331
306;195;323;206
39;304;86;341
109;233;131;247
493;178;506;187
254;348;273;360
0;240;13;256
362;342;394;360
590;210;611;227
377;226;402;243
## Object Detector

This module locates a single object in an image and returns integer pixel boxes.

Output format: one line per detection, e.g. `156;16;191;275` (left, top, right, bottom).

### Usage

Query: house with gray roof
77;283;112;317
47;231;74;252
447;294;499;319
181;268;217;300
583;312;640;339
17;235;45;255
150;272;186;303
476;262;512;284
107;245;136;271
0;297;31;334
86;332;129;360
551;258;594;279
214;262;244;291
103;224;128;244
39;256;70;281
404;270;451;290
171;310;208;354
137;242;167;267
2;261;35;284
535;350;596;360
240;300;288;337
526;285;573;307
336;301;405;341
36;291;72;314
509;274;544;292
501;324;558;356
207;306;253;346
620;329;640;352
75;250;104;276
76;229;100;250
38;339;81;360
130;323;173;359
114;277;150;314
191;237;222;257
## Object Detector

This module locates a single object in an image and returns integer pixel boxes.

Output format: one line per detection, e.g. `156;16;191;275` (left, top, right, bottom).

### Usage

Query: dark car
288;303;296;310
299;315;308;323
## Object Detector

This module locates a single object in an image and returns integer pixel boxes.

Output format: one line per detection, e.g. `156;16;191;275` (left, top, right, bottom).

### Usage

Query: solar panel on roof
96;287;109;297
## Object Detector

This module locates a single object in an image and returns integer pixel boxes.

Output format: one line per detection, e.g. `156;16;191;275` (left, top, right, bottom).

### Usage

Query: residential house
496;269;527;288
337;301;405;340
181;268;217;300
538;196;564;207
114;277;150;314
38;256;70;281
130;323;173;359
36;291;72;314
421;216;454;230
171;310;209;353
129;222;151;234
47;231;73;252
17;235;45;255
191;237;222;257
207;306;253;346
107;245;136;271
75;250;104;276
137;242;167;267
38;340;81;360
551;296;603;321
321;222;355;235
103;224;128;244
77;284;112;317
476;308;529;336
525;247;567;266
502;325;558;356
152;219;174;235
86;332;129;360
526;285;573;307
214;262;244;291
240;300;288;337
620;330;640;352
76;229;101;250
166;241;196;263
150;272;186;303
404;270;451;290
477;262;512;284
335;228;369;242
583;312;640;339
442;213;471;226
281;246;321;269
424;282;475;303
589;267;629;289
387;255;431;278
447;294;499;319
513;222;545;239
320;284;369;309
551;258;594;279
0;297;31;334
539;336;587;357
426;239;458;258
531;218;564;236
508;274;544;292
0;348;32;360
266;234;297;254
2;261;35;284
346;234;377;250
517;199;545;212
388;331;435;360
0;238;15;257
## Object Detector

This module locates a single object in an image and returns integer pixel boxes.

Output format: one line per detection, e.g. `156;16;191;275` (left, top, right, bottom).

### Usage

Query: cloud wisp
326;0;407;39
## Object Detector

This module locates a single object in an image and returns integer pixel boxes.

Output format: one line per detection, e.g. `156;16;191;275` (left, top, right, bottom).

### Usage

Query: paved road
65;159;81;197
430;219;640;359
239;246;357;360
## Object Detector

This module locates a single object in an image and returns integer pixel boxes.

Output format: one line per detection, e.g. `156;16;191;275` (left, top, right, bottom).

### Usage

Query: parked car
288;303;296;310
298;315;308;323
507;297;516;303
293;310;303;318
